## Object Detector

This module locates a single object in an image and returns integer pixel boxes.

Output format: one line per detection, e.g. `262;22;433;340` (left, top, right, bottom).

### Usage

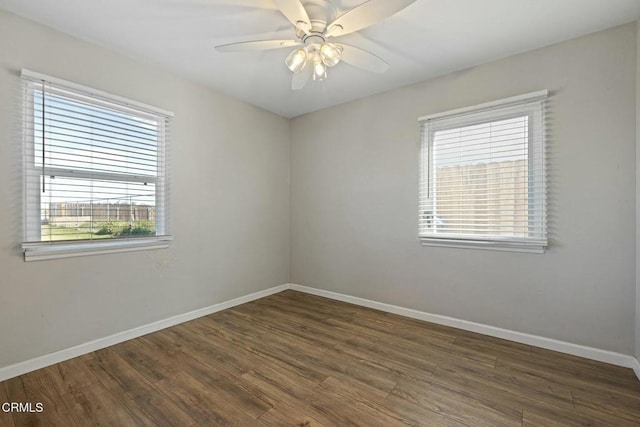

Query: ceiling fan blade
274;0;312;35
325;0;416;38
291;66;313;90
216;39;301;52
338;44;389;74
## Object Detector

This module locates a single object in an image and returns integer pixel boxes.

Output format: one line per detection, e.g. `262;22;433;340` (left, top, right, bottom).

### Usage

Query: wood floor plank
173;351;273;419
108;338;180;384
249;297;335;323
2;356;99;427
523;402;640;427
496;353;640;397
315;375;439;426
157;324;259;378
4;375;79;427
82;349;156;399
326;313;455;347
0;413;15;427
391;377;523;426
214;308;404;394
240;363;320;404
1;290;639;426
157;371;259;426
218;309;344;356
261;290;361;318
320;373;393;402
433;359;575;411
258;409;327;427
195;317;331;384
381;392;468;427
205;326;327;382
24;357;98;399
64;383;152;426
233;303;381;348
325;316;497;369
307;381;410;426
328;342;437;385
130;388;197;427
530;346;640;389
451;333;532;360
0;382;16;427
260;398;351;427
571;388;640;424
199;312;356;383
81;349;196;427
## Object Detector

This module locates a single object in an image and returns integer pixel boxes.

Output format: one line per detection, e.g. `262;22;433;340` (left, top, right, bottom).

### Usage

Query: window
21;69;172;261
419;91;547;253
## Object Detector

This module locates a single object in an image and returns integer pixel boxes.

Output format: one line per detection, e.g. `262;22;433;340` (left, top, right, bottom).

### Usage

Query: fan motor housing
300;0;337;33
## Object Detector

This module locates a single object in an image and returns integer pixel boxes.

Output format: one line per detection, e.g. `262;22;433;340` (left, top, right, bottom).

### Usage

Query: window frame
418;90;548;253
20;69;173;261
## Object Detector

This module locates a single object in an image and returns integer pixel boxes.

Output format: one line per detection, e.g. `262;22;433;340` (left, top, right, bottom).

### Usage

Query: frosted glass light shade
313;60;327;81
320;43;342;67
285;49;307;73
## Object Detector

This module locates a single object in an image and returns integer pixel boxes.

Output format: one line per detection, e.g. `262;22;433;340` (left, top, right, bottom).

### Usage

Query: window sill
418;236;546;254
22;236;173;262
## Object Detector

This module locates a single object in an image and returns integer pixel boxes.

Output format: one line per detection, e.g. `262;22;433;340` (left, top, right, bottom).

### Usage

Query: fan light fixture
215;0;416;90
288;43;340;80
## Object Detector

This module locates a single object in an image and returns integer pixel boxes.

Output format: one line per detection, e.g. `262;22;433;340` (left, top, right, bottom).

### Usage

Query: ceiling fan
215;0;416;90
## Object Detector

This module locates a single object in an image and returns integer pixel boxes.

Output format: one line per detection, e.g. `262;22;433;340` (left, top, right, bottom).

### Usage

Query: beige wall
0;11;290;368
291;23;637;354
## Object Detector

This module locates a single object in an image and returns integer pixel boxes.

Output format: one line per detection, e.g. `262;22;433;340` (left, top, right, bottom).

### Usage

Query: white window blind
418;91;547;253
21;69;172;261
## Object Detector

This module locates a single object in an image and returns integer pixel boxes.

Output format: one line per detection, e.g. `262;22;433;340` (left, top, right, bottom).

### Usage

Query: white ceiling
1;0;639;118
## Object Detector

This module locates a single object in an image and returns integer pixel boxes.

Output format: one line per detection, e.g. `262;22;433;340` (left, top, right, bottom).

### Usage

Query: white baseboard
0;284;289;383
289;283;640;375
3;282;639;383
633;358;640;381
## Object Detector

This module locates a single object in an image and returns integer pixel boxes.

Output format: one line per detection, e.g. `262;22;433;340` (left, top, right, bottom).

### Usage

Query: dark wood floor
1;290;639;426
